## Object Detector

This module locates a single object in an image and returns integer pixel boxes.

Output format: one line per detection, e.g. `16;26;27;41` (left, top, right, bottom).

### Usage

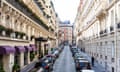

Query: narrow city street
53;45;76;72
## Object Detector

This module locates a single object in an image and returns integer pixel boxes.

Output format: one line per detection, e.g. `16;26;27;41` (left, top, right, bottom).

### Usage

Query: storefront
14;46;26;68
35;37;48;56
0;46;15;72
24;46;33;64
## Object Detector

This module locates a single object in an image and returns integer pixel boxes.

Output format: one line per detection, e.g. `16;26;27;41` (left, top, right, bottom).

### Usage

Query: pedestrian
91;57;94;66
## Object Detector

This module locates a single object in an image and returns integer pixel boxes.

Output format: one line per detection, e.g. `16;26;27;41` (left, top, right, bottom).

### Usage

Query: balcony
95;1;107;19
99;29;108;37
6;0;49;30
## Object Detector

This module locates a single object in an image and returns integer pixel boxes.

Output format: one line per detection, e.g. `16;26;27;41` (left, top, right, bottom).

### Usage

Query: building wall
75;0;120;72
0;0;58;72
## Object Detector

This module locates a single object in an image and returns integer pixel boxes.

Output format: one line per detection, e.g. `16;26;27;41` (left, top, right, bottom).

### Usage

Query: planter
0;25;6;36
12;64;20;72
23;35;26;40
17;35;21;39
2;30;6;36
10;33;16;38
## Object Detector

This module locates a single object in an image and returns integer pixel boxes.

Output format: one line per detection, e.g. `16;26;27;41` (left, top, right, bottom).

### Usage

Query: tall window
111;10;114;26
118;4;120;21
111;41;115;57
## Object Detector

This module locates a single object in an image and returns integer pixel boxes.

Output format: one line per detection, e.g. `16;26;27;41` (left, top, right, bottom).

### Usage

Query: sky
51;0;80;24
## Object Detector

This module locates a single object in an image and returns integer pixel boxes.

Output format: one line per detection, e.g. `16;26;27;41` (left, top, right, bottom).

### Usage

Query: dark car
76;59;91;71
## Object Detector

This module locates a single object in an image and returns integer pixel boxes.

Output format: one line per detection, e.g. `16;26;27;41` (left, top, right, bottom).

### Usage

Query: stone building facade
0;0;58;72
74;0;120;72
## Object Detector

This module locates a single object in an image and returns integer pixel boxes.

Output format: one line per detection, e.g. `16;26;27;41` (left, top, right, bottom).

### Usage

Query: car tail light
45;66;49;69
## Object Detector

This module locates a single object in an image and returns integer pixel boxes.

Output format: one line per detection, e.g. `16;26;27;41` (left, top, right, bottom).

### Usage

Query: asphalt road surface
53;45;76;72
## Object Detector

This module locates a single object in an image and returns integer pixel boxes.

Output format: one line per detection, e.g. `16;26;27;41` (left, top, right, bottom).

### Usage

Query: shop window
24;52;28;65
14;54;20;65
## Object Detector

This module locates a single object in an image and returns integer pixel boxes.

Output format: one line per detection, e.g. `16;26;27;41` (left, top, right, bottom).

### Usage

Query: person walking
91;57;94;66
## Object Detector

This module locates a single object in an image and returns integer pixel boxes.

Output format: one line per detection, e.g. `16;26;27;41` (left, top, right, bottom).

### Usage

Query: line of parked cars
33;47;64;72
70;46;95;72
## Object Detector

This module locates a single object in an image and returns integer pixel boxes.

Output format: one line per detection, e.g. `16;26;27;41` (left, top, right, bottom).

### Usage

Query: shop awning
24;46;33;52
30;44;37;51
15;46;25;53
0;46;15;55
35;37;48;42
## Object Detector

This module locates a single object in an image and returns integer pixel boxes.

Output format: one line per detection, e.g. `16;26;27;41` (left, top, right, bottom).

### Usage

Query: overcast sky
51;0;80;24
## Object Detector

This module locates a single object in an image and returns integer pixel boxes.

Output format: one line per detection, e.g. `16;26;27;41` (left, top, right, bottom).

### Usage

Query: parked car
76;59;92;71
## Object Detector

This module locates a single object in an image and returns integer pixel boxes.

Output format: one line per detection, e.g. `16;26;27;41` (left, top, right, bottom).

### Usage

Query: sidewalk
80;51;105;72
20;61;37;72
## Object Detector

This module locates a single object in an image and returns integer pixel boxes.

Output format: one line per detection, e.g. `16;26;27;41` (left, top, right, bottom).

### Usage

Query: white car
81;70;95;72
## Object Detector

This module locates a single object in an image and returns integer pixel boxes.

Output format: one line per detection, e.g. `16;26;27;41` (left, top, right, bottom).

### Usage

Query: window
105;56;107;60
111;58;114;62
111;10;114;26
118;4;120;21
111;41;115;57
14;54;20;65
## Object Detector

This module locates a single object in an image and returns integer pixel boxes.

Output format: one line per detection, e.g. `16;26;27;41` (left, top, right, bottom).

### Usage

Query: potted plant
0;64;5;72
0;25;5;32
30;52;35;61
20;32;26;39
15;31;21;38
0;25;6;36
15;31;25;39
6;28;14;37
12;63;20;72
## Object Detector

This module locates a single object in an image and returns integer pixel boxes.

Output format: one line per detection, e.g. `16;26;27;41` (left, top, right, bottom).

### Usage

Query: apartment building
74;0;120;72
0;0;58;72
59;21;73;45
